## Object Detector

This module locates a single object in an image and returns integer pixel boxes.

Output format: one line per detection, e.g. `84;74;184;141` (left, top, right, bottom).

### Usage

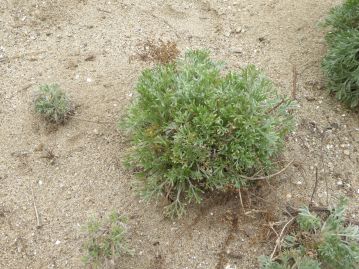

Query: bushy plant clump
82;212;131;268
122;50;294;217
323;0;359;33
322;0;359;108
34;84;73;123
260;198;359;269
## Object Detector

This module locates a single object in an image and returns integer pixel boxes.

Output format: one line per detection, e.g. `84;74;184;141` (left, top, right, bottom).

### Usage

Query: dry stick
265;99;285;115
270;217;296;260
320;132;329;206
30;185;42;228
285;205;330;217
268;223;279;237
292;65;298;100
240;160;294;181
309;167;319;207
238;188;245;213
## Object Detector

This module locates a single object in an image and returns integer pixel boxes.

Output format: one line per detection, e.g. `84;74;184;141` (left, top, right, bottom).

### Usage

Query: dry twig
270;217;295;260
292;65;298;100
238;188;245;213
240;160;294;181
266;99;285;115
309;167;319;207
30;185;42;228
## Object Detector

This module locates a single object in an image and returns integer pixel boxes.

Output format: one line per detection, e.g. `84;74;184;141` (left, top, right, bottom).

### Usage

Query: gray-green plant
34;84;73;123
322;0;359;108
260;198;359;269
82;212;131;268
322;0;359;34
121;49;295;218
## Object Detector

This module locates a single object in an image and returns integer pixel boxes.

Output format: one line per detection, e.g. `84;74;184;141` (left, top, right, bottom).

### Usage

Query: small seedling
34;84;73;123
82;212;132;268
260;198;359;269
121;50;295;218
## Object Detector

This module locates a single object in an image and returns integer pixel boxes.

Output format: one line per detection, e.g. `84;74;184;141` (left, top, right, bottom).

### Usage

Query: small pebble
34;143;44;151
326;145;333;150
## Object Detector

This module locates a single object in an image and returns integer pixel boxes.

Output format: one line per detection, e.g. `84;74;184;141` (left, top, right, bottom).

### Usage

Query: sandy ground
1;0;358;268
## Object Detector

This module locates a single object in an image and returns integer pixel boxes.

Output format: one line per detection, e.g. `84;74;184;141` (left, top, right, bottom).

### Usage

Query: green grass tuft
34;84;73;123
82;212;132;268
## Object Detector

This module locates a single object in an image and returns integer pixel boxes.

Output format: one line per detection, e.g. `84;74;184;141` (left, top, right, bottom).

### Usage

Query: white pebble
326;145;333;150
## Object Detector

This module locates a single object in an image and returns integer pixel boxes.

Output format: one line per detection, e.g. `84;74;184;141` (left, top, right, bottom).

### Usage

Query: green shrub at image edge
34;84;72;123
322;0;359;34
322;0;359;108
260;198;359;269
121;50;295;218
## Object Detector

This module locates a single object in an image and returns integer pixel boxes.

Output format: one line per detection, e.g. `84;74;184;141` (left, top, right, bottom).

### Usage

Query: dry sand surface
1;0;358;268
